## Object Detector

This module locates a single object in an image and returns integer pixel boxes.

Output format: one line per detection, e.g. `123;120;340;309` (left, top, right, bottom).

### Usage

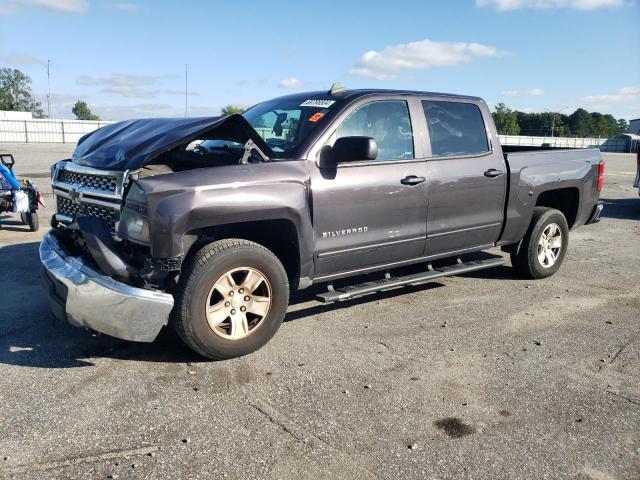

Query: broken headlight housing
118;182;150;245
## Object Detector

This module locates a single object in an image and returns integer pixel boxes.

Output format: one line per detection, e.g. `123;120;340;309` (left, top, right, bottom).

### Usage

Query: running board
315;258;504;303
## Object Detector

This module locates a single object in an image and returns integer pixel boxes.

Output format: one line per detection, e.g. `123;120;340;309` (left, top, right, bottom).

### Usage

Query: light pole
185;64;188;117
46;59;51;119
551;106;569;138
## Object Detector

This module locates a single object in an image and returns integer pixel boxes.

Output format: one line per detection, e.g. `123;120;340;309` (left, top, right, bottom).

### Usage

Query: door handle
401;175;426;186
484;168;504;178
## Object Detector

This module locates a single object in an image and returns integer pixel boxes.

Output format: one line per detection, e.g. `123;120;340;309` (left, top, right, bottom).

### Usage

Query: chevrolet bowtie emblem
69;187;82;205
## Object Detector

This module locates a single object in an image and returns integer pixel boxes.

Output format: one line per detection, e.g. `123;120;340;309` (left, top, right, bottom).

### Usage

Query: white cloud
278;77;302;89
0;52;45;65
477;0;623;11
501;88;545;97
77;73;166;87
0;0;88;15
348;39;507;81
583;86;640;105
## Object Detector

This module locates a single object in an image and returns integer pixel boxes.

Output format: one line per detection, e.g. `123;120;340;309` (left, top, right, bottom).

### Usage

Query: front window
242;97;336;156
332;100;414;161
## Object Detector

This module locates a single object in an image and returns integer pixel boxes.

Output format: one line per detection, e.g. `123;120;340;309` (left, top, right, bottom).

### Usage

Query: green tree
550;113;569;137
492;103;520;135
72;100;100;120
616;118;628;134
0;67;44;117
221;105;244;116
568;108;593;137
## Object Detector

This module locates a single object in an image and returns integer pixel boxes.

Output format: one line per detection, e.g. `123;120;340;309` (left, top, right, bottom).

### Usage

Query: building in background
608;133;640;153
628;118;640;135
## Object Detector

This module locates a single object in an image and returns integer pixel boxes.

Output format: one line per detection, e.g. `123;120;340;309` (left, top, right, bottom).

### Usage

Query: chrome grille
56;169;118;194
57;196;118;231
52;161;125;233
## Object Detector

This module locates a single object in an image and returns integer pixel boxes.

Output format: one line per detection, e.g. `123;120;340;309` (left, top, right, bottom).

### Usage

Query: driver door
310;99;428;279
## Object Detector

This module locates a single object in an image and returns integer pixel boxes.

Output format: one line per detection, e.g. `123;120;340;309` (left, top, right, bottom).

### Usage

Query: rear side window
422;100;489;157
335;100;414;160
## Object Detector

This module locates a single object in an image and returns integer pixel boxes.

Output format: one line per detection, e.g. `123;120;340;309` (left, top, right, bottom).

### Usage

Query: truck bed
499;148;603;245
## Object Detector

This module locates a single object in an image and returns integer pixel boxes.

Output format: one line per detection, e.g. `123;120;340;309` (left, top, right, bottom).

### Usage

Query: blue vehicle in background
0;153;44;232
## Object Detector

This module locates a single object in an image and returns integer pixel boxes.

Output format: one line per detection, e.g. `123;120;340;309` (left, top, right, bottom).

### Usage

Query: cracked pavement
0;146;638;479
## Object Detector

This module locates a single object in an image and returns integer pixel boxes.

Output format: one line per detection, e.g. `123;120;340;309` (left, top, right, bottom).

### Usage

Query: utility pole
185;63;188;117
551;106;569;138
46;59;52;119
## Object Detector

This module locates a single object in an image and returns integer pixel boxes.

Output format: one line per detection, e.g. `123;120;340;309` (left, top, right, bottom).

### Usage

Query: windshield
242;97;336;156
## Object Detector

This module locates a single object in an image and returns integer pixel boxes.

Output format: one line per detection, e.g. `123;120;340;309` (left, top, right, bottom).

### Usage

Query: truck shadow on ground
0;241;455;368
600;198;640;221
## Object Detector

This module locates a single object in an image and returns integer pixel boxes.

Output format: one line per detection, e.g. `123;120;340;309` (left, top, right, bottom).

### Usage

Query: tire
510;207;569;279
26;211;39;232
172;239;289;360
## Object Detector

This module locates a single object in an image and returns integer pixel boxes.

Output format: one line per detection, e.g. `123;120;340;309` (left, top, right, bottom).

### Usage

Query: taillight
597;161;605;192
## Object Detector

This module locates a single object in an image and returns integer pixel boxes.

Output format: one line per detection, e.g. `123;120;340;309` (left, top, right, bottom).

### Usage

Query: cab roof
268;88;484;103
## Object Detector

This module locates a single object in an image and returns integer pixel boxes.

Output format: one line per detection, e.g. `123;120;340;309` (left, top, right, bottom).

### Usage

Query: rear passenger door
419;99;507;255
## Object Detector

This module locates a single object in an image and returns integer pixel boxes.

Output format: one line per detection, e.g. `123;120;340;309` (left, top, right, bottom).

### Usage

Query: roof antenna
329;82;346;96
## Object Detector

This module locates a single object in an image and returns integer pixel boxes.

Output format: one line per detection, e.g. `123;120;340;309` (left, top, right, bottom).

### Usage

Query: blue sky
0;0;638;120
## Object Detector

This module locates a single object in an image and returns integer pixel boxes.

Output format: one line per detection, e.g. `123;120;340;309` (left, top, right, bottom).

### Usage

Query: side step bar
315;258;504;303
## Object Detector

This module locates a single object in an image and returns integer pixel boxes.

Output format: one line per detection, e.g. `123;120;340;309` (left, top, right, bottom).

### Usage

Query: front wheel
510;207;569;279
172;239;289;360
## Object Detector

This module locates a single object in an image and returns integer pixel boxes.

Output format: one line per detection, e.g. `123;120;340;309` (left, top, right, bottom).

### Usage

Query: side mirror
329;136;378;164
0;154;15;169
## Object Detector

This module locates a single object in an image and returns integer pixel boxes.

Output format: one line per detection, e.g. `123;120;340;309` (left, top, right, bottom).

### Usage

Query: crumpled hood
71;114;273;171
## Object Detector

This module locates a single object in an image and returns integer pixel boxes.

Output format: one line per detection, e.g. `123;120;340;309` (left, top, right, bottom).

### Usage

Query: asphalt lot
0;145;638;480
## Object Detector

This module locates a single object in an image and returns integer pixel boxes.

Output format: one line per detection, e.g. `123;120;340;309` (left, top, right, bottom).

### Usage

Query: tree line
493;103;628;139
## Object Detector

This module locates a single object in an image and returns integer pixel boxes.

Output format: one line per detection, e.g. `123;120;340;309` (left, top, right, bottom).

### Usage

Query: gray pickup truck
40;86;605;359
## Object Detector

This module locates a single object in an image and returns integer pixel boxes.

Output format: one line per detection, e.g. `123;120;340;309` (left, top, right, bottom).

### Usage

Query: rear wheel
172;239;289;360
510;207;569;279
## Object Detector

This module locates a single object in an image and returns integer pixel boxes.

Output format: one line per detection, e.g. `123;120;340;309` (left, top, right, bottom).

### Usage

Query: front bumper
39;231;174;342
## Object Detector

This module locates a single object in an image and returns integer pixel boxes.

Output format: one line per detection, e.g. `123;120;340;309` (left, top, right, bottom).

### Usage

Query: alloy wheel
537;223;562;268
204;267;272;340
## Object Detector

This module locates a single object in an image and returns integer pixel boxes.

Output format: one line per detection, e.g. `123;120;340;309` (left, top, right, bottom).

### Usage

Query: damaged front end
42;114;275;342
50;160;165;288
51;113;274;287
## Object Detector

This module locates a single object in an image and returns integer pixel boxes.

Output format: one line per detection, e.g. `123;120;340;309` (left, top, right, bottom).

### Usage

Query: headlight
118;182;150;244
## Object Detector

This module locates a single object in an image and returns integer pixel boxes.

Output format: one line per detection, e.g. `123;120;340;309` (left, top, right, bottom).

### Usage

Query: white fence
498;135;631;152
0;118;114;144
0;118;634;153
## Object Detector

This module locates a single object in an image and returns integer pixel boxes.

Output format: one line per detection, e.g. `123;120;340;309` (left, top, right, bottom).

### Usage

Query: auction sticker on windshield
300;99;335;108
308;112;325;122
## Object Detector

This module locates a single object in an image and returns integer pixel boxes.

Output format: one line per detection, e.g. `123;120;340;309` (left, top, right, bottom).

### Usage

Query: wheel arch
534;187;580;228
183;218;302;288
